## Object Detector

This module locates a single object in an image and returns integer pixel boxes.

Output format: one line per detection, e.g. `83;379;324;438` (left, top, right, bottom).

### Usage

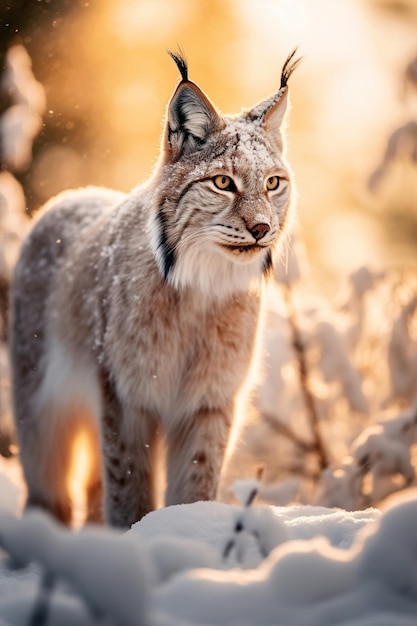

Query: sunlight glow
68;430;93;528
113;0;193;46
241;0;305;39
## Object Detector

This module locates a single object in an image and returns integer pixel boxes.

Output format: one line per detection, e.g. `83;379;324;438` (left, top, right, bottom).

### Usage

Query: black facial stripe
176;176;230;205
177;209;196;244
157;211;176;280
176;180;198;207
262;249;274;278
177;172;238;207
176;177;227;244
211;144;229;160
175;181;205;245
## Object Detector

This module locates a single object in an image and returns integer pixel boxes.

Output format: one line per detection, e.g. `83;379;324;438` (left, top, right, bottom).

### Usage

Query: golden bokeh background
6;0;417;293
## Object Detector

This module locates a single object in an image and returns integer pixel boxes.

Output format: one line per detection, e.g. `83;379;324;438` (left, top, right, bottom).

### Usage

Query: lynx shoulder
10;50;300;528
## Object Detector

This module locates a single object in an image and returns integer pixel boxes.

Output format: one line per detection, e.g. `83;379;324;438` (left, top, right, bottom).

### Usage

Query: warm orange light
68;430;93;528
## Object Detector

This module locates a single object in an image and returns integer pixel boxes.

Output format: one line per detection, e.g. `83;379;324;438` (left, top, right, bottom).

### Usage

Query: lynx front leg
101;390;159;528
165;406;232;506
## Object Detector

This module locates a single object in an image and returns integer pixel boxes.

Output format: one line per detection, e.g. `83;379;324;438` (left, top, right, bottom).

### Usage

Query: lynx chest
103;283;261;420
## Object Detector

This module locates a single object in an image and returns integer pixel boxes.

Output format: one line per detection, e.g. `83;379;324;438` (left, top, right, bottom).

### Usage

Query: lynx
10;50;300;528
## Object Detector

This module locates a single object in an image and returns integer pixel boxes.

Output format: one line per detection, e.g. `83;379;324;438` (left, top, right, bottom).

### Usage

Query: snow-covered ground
1;461;417;626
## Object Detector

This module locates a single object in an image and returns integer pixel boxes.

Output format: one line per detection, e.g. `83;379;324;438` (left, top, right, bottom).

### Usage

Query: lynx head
149;49;301;299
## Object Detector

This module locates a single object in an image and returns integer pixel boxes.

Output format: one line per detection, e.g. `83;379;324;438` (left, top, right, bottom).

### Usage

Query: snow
147;494;416;626
1;467;417;626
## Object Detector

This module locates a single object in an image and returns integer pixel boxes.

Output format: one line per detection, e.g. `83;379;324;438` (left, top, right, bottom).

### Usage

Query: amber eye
212;175;236;192
266;176;280;191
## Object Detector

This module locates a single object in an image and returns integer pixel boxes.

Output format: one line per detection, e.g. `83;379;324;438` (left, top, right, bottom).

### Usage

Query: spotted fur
10;51;299;528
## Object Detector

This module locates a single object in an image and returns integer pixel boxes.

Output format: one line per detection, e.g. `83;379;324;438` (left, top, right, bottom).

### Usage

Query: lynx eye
266;176;280;191
212;175;236;192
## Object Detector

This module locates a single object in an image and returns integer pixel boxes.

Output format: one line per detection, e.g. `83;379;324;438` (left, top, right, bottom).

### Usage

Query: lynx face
150;52;299;299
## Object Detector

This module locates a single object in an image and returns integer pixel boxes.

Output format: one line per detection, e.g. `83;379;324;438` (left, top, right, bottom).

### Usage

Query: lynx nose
248;222;270;241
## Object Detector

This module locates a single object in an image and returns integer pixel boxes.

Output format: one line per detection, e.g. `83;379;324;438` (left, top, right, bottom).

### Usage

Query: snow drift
0;486;416;626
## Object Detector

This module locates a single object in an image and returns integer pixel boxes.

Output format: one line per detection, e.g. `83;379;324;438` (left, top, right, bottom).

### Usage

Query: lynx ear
166;52;224;159
262;89;289;140
246;49;301;146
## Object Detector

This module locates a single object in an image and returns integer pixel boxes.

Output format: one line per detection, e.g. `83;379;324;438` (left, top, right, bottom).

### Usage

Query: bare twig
262;411;317;453
368;121;417;192
29;570;55;626
282;284;329;470
222;470;263;563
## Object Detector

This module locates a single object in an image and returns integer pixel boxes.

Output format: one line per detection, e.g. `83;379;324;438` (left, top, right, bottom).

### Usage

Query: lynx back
10;50;300;528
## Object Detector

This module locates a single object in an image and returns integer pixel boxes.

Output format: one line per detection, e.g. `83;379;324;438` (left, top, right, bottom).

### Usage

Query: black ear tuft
168;49;188;83
245;48;301;129
280;48;302;90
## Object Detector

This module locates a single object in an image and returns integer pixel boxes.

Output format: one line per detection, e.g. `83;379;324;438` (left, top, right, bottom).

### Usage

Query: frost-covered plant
0;44;45;295
223;475;290;567
321;407;417;508
0;44;44;457
319;409;417;509
0;45;45;172
368;50;417;192
237;258;417;510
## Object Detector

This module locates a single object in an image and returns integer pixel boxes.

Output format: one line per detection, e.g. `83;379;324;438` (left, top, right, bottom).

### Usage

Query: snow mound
0;492;416;626
153;493;417;625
